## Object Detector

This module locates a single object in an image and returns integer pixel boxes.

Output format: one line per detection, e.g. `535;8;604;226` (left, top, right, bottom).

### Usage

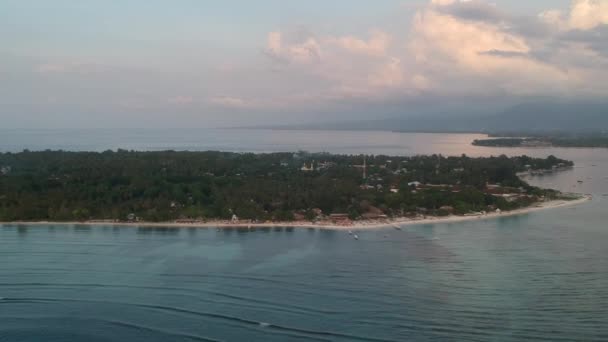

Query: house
361;213;388;220
0;166;10;175
311;208;324;219
390;188;399;193
317;161;334;170
300;162;314;172
439;206;455;214
329;214;350;224
408;181;422;187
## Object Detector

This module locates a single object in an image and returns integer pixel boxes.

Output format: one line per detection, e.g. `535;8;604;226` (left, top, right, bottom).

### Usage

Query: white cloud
368;57;404;87
209;96;248;108
265;31;321;64
326;30;391;57
540;0;608;30
569;0;608;30
254;0;608;108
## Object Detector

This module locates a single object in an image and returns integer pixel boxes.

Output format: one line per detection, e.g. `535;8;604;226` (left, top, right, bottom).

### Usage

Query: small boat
348;230;353;235
353;234;359;240
392;224;402;231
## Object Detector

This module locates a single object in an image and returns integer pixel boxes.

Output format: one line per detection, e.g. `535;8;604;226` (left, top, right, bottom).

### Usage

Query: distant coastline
1;195;591;231
473;135;608;148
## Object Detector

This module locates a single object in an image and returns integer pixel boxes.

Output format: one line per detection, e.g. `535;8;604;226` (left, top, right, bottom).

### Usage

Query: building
301;162;314;172
408;181;422;187
439;206;455;214
0;166;11;175
361;213;388;220
329;214;350;224
317;161;334;170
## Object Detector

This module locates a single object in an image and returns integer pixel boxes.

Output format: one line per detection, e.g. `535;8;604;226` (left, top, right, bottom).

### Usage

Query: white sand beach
1;195;592;231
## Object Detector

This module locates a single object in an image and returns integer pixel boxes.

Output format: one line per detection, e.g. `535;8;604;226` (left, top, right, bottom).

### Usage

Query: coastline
0;195;592;231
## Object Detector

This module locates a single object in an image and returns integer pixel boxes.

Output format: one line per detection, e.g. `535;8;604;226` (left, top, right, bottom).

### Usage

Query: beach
1;195;592;231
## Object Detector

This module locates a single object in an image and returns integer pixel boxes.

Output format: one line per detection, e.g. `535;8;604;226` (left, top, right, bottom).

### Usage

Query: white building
301;162;314;172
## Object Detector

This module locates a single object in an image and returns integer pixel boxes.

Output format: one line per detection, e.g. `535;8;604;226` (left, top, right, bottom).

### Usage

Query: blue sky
1;0;605;128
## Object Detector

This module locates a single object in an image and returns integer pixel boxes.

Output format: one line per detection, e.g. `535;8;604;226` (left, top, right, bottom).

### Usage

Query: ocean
1;129;607;341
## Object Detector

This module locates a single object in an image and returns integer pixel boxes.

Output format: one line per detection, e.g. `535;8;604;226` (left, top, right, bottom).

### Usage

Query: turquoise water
1;199;607;341
1;129;608;341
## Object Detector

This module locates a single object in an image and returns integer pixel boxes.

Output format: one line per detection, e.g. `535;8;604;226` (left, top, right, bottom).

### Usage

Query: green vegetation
474;133;608;148
0;150;572;222
473;138;528;147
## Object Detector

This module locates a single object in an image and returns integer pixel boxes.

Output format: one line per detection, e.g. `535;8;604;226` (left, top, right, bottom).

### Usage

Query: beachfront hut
329;214;350;224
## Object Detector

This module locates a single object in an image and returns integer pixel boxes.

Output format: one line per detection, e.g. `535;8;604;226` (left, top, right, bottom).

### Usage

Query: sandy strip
0;195;592;231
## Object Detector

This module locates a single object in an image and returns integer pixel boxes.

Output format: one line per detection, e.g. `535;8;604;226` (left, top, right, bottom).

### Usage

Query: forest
0;150;572;222
474;133;608;148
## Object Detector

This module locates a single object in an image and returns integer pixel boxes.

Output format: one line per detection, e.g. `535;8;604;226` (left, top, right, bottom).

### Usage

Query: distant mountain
484;102;608;133
258;101;608;134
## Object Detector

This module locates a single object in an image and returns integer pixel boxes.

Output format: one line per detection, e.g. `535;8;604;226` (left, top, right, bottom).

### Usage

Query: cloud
434;0;506;23
368;57;404;87
405;0;608;95
62;0;602;117
265;31;322;65
325;30;391;57
167;96;194;105
479;49;530;58
540;0;608;30
255;0;608;107
209;96;248;108
569;0;608;30
262;28;407;102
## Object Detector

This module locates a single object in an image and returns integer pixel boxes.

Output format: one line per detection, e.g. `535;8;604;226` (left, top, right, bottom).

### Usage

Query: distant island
0;150;585;228
473;133;608;148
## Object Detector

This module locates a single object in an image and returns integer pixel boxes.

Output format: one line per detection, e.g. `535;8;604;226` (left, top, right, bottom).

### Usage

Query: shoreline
0;195;592;231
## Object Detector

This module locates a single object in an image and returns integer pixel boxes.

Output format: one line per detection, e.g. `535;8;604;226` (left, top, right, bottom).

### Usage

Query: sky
1;0;607;128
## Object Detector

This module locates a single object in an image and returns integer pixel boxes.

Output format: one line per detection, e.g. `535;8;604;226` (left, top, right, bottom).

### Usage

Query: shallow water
1;129;608;341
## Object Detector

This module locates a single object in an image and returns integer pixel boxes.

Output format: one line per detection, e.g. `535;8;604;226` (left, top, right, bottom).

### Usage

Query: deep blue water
1;129;608;341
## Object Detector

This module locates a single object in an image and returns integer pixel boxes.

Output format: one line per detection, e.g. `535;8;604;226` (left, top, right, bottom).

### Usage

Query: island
0;150;587;229
473;132;608;148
